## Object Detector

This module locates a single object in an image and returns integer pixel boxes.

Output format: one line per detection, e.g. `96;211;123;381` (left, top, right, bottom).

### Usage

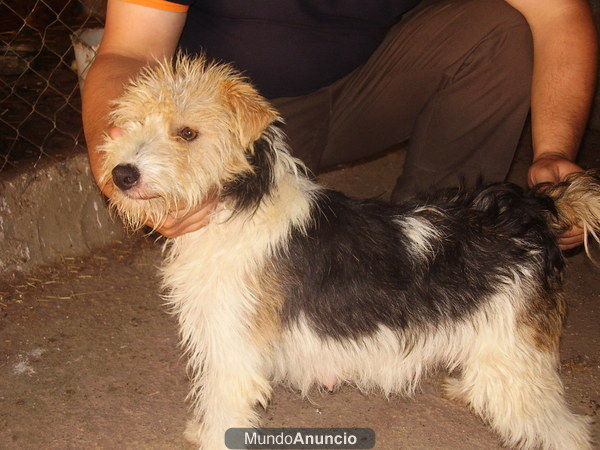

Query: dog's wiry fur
100;55;599;449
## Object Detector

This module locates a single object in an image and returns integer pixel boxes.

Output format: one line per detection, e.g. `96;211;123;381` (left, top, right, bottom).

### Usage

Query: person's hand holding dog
147;202;217;238
528;153;585;250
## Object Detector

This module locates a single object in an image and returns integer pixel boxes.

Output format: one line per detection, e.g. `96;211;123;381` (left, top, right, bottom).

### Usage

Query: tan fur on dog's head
99;54;278;229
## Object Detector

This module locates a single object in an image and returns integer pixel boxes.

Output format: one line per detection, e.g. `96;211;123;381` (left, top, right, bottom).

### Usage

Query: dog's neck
171;122;317;256
220;121;317;217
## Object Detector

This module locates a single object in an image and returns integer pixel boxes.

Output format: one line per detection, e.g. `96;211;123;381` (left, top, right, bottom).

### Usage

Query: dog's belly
270;315;471;396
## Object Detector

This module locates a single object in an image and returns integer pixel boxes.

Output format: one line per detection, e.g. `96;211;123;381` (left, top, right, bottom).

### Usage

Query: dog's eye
176;127;199;142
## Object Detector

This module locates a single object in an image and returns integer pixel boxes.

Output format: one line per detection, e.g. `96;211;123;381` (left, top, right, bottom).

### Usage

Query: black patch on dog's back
279;184;564;340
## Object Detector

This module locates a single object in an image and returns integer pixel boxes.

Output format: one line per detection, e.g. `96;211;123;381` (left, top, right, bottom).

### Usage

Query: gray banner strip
225;428;375;449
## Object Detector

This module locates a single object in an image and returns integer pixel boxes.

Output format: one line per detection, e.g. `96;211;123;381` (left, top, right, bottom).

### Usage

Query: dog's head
99;54;278;229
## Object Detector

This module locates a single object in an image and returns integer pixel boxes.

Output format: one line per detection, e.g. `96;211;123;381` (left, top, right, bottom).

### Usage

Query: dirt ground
1;149;599;449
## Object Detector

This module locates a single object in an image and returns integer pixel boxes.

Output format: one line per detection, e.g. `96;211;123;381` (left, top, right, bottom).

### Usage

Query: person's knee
455;0;530;33
465;0;532;63
453;0;533;95
394;0;533;84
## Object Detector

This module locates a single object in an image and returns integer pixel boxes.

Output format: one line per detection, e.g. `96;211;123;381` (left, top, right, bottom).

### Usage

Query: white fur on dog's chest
163;174;316;309
162;217;265;323
161;175;317;374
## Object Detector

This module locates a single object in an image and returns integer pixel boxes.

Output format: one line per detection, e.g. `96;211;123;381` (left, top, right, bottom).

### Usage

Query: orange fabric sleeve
120;0;189;13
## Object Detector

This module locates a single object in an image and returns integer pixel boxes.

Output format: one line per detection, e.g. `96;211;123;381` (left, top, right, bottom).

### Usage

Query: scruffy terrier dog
100;55;599;449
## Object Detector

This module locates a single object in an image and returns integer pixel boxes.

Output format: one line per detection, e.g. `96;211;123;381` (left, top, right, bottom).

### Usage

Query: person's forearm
82;53;152;191
529;3;598;161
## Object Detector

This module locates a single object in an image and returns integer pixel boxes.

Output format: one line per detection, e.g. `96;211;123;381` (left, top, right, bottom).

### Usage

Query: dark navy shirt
169;1;420;98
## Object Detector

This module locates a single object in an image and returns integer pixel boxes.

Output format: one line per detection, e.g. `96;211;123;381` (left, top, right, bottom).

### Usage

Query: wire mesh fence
0;0;104;173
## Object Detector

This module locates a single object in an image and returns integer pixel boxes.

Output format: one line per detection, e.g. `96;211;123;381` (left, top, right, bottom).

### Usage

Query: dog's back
278;181;564;341
272;174;599;449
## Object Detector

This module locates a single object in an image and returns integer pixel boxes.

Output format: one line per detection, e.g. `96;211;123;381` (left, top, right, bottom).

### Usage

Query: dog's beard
108;189;171;231
106;176;211;231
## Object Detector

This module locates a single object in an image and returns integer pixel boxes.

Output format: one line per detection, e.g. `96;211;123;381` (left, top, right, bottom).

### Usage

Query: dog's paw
183;420;202;445
184;420;231;449
442;376;465;403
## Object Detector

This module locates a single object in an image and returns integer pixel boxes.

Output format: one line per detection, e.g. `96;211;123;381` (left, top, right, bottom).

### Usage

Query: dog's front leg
183;336;272;449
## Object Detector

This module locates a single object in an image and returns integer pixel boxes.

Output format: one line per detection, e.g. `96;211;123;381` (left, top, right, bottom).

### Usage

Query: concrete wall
0;153;124;274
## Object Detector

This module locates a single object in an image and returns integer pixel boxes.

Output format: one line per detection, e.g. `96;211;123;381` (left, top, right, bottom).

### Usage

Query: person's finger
558;225;584;238
146;214;180;233
559;240;583;251
147;203;210;228
558;234;584;245
146;213;177;230
557;228;584;250
558;233;585;244
168;202;218;229
151;201;218;237
557;229;584;243
109;127;125;139
164;215;212;238
554;224;584;251
169;200;217;220
161;208;212;234
558;233;585;243
557;228;584;241
528;166;556;187
557;233;585;250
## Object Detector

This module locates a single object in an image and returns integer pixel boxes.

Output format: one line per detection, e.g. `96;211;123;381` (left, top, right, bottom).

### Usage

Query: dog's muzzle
112;164;141;191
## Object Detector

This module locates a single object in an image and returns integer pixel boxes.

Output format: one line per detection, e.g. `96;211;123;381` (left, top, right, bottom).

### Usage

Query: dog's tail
540;169;600;256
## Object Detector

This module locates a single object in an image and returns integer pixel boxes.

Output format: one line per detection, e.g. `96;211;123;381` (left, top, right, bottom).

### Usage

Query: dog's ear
221;79;277;150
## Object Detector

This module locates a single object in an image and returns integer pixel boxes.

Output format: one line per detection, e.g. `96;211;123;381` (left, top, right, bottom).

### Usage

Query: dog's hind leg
445;293;591;449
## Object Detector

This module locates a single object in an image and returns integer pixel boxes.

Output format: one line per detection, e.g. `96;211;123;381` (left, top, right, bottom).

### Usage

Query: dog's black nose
112;164;140;191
